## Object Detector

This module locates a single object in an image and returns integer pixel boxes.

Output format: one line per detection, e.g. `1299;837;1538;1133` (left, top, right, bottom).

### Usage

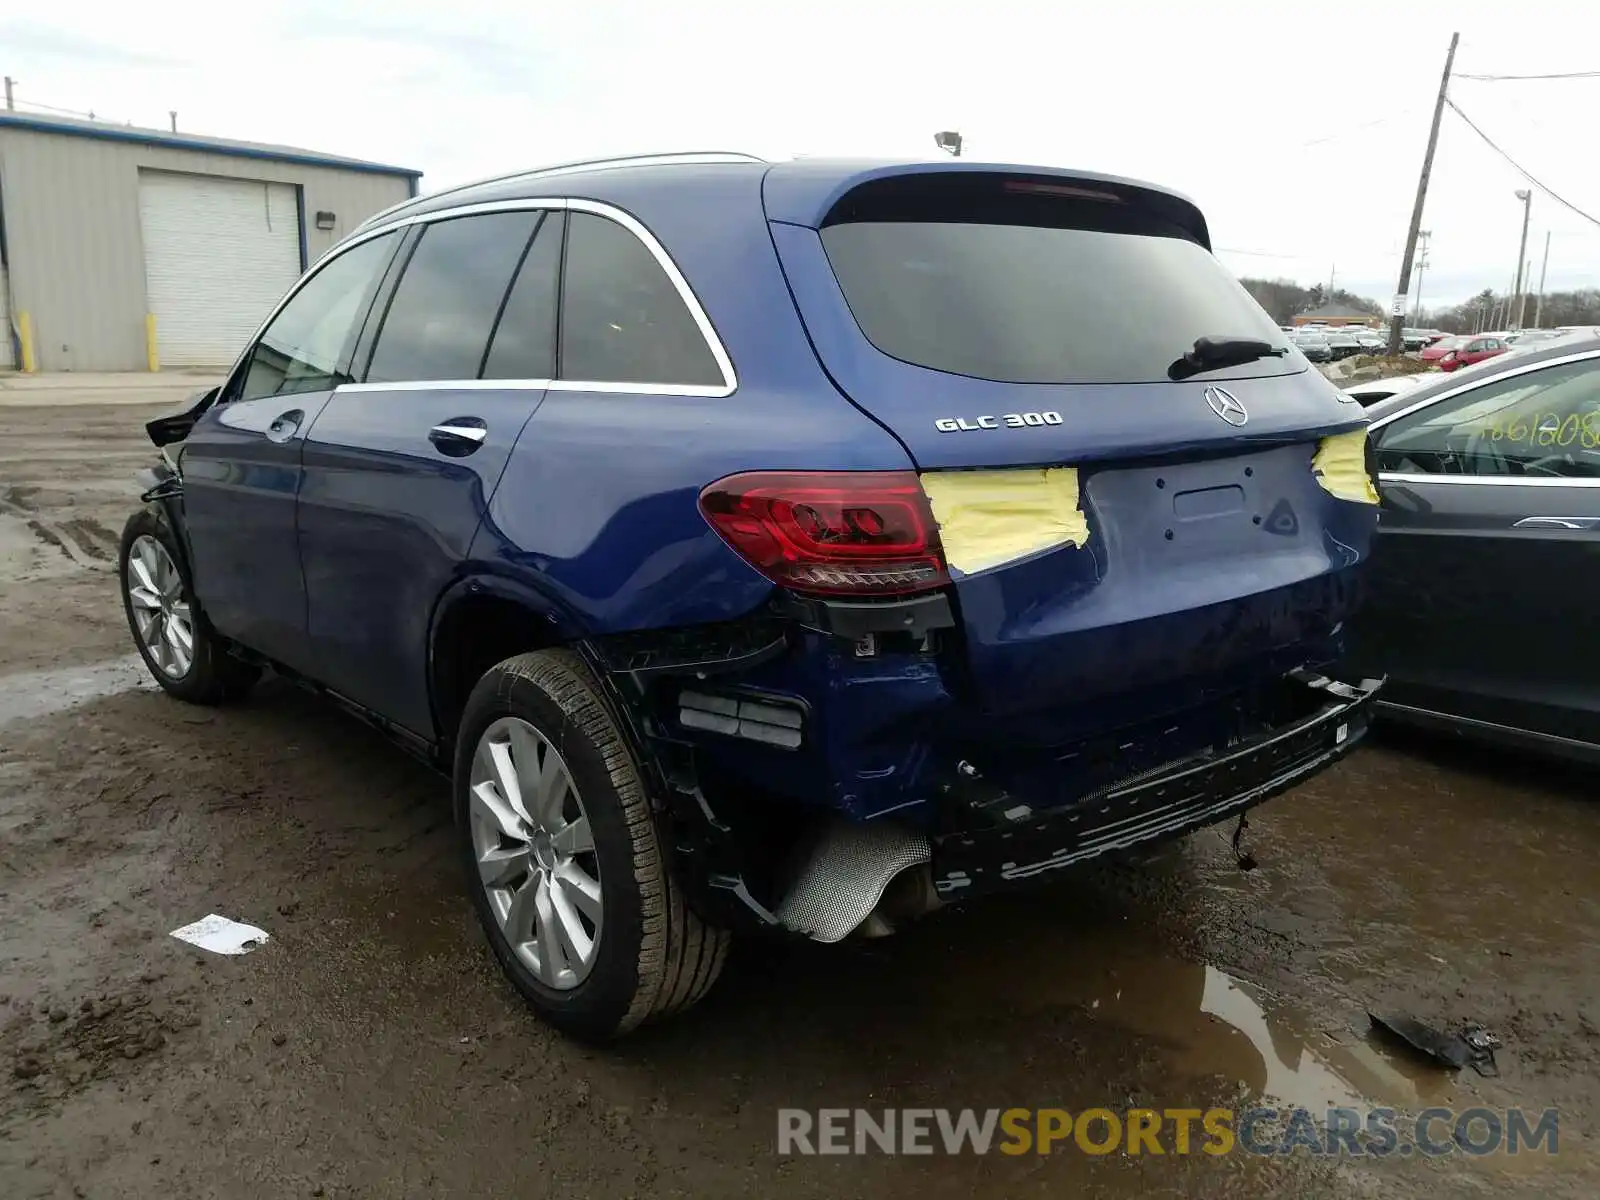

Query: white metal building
0;111;420;372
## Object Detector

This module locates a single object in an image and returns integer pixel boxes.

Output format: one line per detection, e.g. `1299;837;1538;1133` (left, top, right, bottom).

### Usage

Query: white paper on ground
170;914;270;955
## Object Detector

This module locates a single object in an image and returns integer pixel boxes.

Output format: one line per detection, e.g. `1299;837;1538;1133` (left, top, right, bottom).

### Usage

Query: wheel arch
427;573;588;750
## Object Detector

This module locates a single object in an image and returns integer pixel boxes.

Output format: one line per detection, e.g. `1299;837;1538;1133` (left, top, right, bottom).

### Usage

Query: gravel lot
3;388;1597;1198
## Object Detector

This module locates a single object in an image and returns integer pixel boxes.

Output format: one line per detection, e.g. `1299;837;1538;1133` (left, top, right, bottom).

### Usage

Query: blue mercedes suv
120;152;1382;1038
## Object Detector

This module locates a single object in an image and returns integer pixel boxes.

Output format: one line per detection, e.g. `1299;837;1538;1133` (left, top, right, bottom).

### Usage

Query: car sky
4;0;1598;308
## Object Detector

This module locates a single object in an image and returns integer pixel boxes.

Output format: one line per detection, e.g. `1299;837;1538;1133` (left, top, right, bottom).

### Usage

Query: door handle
429;417;488;457
265;409;304;443
1512;516;1600;531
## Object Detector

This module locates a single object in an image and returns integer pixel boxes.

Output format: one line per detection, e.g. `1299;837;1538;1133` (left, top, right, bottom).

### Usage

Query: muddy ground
2;391;1597;1198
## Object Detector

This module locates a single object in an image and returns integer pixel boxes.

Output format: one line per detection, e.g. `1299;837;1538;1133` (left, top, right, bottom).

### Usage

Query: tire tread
492;649;728;1034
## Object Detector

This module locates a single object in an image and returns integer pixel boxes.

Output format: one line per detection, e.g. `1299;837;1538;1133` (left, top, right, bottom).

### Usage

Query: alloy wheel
468;716;603;989
126;534;195;679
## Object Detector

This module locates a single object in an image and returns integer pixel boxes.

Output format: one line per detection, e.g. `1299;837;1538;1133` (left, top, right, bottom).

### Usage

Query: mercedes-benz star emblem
1204;386;1249;427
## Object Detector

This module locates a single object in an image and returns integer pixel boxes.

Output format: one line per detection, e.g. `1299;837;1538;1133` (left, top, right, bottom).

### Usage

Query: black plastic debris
1230;813;1259;871
1368;1013;1501;1076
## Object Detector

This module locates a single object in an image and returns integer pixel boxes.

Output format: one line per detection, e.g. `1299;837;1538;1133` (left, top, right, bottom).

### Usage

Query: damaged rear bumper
930;671;1383;899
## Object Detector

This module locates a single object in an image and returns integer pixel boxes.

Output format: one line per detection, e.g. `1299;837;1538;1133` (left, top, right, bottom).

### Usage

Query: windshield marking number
936;411;1064;432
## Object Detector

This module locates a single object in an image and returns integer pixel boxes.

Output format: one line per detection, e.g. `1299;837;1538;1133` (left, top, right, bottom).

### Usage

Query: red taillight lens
698;470;948;597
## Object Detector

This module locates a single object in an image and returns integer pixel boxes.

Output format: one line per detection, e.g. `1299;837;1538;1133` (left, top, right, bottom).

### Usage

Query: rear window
820;215;1290;385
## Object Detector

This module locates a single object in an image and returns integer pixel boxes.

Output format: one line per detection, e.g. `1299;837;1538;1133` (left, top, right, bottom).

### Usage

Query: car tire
119;507;260;704
454;649;730;1039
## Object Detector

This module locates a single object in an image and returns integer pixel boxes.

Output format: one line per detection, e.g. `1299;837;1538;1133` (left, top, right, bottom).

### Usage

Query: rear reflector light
698;470;949;597
679;689;804;749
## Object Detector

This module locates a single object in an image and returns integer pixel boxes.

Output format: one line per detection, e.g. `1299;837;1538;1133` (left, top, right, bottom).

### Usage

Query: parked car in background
1420;335;1464;364
1292;330;1333;362
1400;328;1434;351
1351;329;1386;354
1505;329;1571;351
1341;373;1431;406
1351;336;1600;763
1438;335;1509;372
1324;329;1361;360
117;152;1381;1038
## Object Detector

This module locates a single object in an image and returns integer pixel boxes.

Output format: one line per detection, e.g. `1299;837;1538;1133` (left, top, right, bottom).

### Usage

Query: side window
366;211;540;383
238;231;398;401
482;212;564;380
1376;358;1600;479
559;212;723;387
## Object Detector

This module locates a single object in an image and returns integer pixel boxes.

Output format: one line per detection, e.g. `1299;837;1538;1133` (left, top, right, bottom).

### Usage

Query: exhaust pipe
775;819;941;943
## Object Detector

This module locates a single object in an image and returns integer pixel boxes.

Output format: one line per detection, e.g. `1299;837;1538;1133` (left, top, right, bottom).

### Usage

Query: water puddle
0;654;155;728
897;896;1448;1113
1214;747;1600;974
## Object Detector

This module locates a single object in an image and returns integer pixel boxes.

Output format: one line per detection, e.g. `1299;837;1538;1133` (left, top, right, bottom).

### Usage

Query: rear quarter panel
471;391;912;632
464;167;916;632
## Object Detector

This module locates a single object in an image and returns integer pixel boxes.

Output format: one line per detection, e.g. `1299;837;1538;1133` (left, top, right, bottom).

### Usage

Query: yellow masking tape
1312;429;1379;505
920;467;1089;576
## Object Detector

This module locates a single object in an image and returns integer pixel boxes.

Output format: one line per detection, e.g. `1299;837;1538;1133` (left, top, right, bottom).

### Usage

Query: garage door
0;263;13;368
138;171;303;368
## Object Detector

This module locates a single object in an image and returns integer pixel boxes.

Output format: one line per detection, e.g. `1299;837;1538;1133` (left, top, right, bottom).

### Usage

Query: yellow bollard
18;311;38;373
145;313;160;373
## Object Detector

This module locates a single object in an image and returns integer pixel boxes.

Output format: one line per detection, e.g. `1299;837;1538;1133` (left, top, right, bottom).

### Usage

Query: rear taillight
698;470;948;597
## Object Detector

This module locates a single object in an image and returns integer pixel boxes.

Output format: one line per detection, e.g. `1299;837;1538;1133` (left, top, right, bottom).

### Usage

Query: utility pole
1388;32;1459;355
3;76;14;110
1411;230;1431;323
1534;230;1551;328
169;110;177;132
1511;189;1532;329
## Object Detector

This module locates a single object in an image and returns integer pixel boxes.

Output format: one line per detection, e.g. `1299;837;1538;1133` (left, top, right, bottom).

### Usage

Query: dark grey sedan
1351;337;1600;762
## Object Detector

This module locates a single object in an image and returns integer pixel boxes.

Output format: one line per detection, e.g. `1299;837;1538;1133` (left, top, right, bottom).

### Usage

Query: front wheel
454;649;730;1039
119;507;259;704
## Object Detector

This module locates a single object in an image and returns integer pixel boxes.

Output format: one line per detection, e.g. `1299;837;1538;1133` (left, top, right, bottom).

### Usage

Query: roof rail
353;151;767;233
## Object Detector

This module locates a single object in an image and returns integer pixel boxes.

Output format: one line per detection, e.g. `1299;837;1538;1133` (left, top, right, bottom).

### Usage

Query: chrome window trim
224;196;738;400
339;379;550;393
338;378;733;399
1377;472;1600;489
1368;347;1600;489
1366;347;1600;433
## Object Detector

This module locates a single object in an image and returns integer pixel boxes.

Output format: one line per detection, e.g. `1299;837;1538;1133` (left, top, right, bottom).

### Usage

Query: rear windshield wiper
1168;335;1288;381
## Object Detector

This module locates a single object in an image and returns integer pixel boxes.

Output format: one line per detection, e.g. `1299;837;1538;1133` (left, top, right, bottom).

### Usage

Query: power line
1456;69;1600;81
13;97;97;118
1292;110;1415;149
1444;96;1600;230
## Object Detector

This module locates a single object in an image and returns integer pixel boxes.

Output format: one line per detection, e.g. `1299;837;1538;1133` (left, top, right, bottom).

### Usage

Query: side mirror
145;386;219;448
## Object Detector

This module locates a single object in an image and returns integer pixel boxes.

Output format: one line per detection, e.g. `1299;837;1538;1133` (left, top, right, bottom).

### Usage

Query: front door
298;209;563;736
1364;351;1600;742
181;230;401;671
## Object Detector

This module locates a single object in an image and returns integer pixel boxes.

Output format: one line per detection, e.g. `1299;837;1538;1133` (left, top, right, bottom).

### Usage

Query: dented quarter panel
682;635;956;822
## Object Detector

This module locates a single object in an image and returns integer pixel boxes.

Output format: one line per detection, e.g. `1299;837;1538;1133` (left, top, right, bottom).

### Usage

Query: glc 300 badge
935;411;1064;432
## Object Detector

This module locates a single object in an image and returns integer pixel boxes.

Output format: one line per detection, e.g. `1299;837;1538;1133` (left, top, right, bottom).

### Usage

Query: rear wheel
119;508;259;704
454;649;729;1039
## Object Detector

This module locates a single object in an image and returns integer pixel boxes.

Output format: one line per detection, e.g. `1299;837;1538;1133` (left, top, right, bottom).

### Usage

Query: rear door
765;167;1374;716
1363;350;1600;743
180;230;401;670
297;209;563;736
